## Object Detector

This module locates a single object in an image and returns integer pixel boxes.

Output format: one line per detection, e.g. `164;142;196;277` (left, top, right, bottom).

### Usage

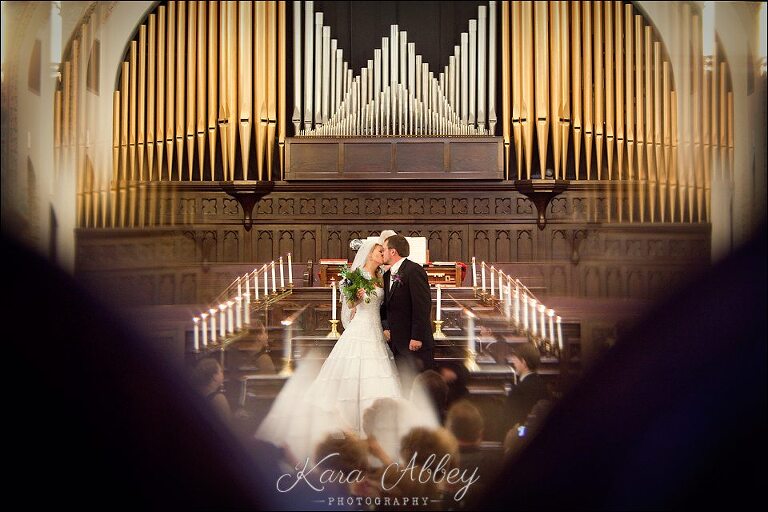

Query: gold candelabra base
327;319;341;339
433;320;448;339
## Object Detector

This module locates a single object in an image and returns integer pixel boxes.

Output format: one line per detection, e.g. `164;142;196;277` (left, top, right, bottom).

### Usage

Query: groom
381;235;435;380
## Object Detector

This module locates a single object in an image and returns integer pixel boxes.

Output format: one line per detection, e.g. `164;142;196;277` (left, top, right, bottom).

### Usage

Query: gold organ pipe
266;1;278;180
129;40;138;227
175;0;186;181
634;15;644;221
112;91;120;227
239;0;253;181
692;15;702;222
614;1;624;180
278;0;287;178
521;1;534;180
645;26;654;222
663;62;672;212
72;38;81;226
583;1;593;180
166;1;176;181
571;1;582;180
147;14;156;180
156;6;166;181
594;1;604;181
511;1;523;179
186;0;197;181
670;90;678;221
653;41;663;222
255;1;267;181
549;2;560;180
634;15;644;181
219;1;229;181
112;91;119;181
227;1;238;180
605;1;614;180
680;5;690;222
120;62;129;183
703;63;711;222
501;1;511;180
534;1;548;179
624;4;634;181
129;41;137;181
138;26;147;182
196;1;207;181
558;1;569;179
208;1;218;181
120;61;129;225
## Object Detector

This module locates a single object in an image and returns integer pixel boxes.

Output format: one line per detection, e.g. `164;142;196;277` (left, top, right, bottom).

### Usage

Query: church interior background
2;1;766;508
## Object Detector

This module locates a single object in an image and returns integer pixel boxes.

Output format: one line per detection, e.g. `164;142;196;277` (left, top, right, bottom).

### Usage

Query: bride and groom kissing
256;233;440;464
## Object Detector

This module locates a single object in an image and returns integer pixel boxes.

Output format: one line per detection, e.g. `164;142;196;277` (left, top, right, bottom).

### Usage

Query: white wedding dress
256;285;422;463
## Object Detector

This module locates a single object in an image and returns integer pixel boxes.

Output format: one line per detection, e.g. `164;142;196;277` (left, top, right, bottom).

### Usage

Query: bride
256;240;431;463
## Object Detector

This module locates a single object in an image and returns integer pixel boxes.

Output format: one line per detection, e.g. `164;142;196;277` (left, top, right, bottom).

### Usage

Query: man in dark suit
381;235;435;382
506;342;549;427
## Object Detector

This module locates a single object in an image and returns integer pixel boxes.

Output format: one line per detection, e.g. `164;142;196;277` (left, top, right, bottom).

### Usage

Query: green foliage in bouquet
338;265;377;306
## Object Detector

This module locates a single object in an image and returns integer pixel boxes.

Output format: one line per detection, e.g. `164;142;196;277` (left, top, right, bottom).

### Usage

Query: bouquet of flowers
338;265;377;306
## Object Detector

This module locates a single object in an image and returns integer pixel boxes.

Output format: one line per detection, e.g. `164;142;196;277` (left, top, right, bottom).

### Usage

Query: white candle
522;293;529;330
547;309;555;343
253;271;259;301
505;277;512;319
472;257;477;288
331;280;337;320
271;261;277;293
481;263;487;292
227;301;235;333
513;283;520;325
279;256;285;288
237;276;242;299
263;264;268;296
288;253;293;285
467;311;476;354
193;317;200;351
436;284;442;321
283;320;293;362
245;274;251;301
219;304;226;337
490;266;495;296
244;291;251;326
556;315;563;350
209;309;217;343
538;304;546;339
201;313;209;347
531;299;537;336
235;296;242;330
499;271;504;300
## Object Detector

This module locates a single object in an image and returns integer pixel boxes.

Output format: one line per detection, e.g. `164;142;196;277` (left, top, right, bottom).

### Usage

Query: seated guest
315;431;372;498
242;320;275;373
506;343;549;428
437;362;470;407
396;427;458;504
445;399;502;497
411;370;449;424
191;358;232;425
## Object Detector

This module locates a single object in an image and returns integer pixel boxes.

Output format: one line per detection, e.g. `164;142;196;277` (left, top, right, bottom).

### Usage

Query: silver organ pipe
294;1;495;137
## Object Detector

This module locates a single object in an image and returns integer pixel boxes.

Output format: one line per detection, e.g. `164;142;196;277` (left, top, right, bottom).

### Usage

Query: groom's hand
383;330;391;341
409;339;422;351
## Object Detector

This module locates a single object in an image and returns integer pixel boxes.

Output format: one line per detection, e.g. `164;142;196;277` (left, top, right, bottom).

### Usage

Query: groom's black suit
381;258;435;373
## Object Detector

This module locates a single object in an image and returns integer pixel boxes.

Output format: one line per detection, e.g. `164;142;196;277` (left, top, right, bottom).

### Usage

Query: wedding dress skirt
256;287;438;463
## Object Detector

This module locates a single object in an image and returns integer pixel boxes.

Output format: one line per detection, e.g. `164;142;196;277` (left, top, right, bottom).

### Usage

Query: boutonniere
391;273;403;286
